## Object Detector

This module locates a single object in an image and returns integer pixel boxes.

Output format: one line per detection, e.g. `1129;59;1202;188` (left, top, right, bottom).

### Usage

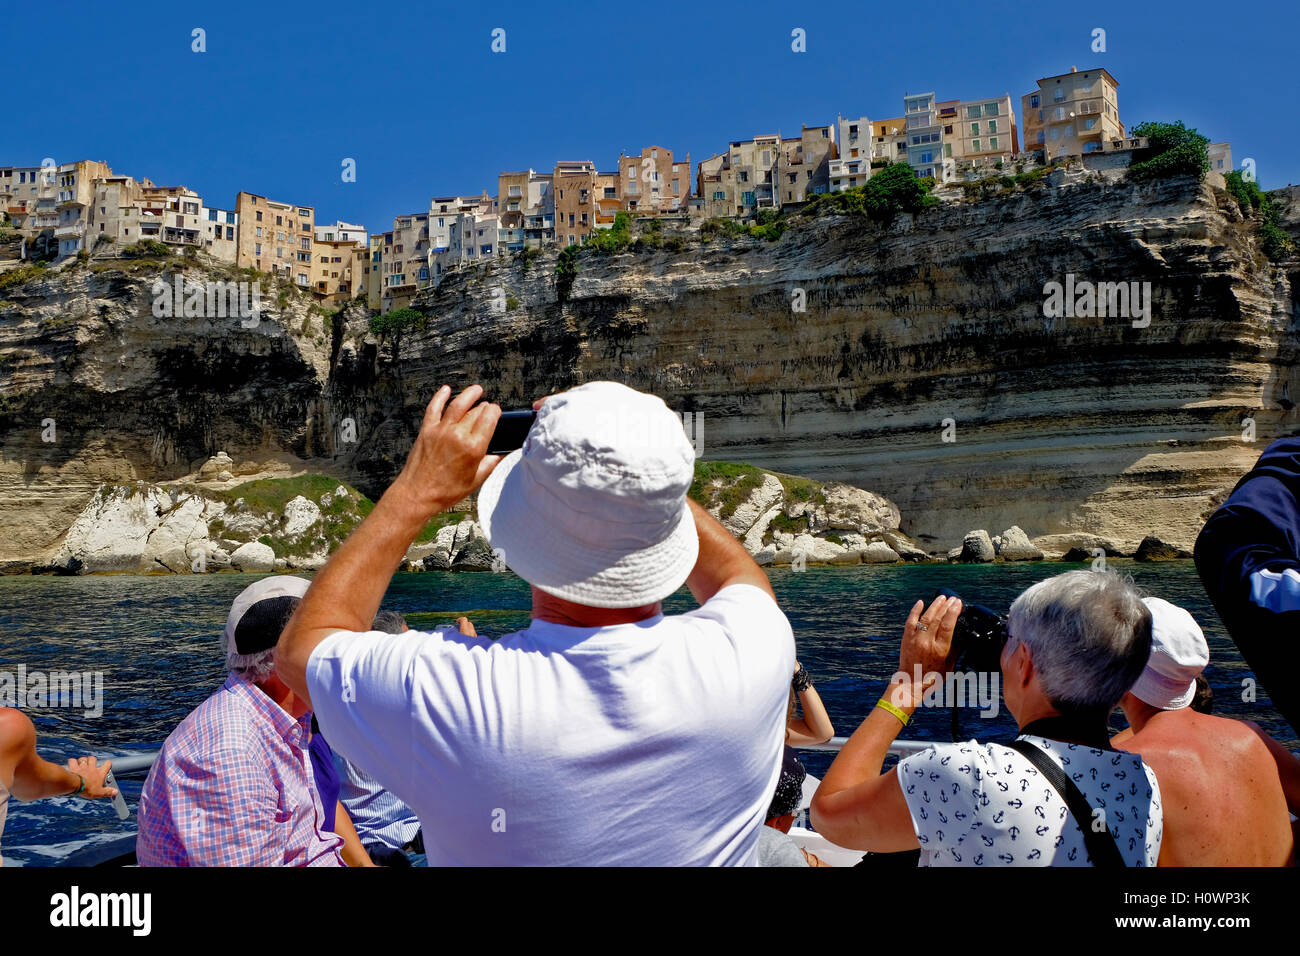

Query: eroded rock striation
2;172;1298;571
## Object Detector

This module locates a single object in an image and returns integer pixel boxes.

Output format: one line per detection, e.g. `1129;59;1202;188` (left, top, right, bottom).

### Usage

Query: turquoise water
0;560;1292;866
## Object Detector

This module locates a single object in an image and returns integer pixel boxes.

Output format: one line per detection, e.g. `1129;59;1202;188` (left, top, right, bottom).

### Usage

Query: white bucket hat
1131;597;1210;710
476;382;699;609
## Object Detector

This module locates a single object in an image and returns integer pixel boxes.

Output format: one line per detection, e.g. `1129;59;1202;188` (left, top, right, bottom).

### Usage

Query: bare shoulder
0;707;36;757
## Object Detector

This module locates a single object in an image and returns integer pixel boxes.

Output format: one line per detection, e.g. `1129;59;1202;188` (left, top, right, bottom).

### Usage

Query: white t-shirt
896;736;1162;867
307;583;794;866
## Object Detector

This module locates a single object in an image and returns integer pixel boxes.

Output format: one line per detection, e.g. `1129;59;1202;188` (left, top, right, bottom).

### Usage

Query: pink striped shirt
136;673;343;867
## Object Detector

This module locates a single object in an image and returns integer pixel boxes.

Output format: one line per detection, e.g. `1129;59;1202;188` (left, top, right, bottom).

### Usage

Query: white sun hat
476;381;699;609
1132;597;1210;710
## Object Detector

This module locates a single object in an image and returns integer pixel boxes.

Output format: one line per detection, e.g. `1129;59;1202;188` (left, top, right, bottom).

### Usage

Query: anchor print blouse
895;735;1162;866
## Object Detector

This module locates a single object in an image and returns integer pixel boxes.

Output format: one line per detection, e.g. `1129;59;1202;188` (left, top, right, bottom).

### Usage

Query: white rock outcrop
230;541;275;572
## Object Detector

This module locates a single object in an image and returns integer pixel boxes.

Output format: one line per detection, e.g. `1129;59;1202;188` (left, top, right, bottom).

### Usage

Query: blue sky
7;0;1297;231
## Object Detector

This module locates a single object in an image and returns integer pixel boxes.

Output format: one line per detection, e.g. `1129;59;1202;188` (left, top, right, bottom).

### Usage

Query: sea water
0;561;1292;866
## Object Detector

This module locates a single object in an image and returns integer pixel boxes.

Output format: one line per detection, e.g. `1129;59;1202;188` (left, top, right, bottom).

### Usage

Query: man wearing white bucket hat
1115;597;1293;866
278;382;795;865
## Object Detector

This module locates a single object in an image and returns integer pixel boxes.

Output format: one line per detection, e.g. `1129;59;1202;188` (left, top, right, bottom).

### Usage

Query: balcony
54;224;84;239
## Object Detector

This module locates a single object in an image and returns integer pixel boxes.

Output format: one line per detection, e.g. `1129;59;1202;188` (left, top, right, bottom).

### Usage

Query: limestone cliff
1;169;1297;570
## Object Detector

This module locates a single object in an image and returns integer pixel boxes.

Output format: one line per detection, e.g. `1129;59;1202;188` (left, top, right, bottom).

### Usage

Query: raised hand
395;385;502;516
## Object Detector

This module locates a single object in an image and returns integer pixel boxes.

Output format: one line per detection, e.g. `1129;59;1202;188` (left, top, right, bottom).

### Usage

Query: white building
314;220;367;245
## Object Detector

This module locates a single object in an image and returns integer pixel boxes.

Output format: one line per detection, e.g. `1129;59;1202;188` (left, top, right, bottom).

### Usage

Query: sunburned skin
1116;701;1294;866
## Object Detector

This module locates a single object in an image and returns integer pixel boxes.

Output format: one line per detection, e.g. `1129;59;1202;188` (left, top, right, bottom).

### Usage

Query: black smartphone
488;409;537;454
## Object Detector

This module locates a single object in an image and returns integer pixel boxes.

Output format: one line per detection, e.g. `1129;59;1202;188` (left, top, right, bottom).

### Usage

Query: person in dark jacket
1194;436;1300;734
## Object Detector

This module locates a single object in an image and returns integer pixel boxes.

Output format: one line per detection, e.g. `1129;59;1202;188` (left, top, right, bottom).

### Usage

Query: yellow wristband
875;697;910;726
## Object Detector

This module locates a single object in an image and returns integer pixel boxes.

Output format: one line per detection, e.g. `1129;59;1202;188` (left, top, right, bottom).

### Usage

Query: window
967;105;981;118
713;191;725;201
920;152;934;165
301;238;310;250
256;211;263;221
944;125;953;135
303;224;310;232
226;227;234;240
984;102;999;116
989;137;998;149
1037;131;1045;144
276;216;282;225
208;209;218;221
988;120;998;133
739;171;749;182
299;208;309;216
256;227;262;237
742;191;755;206
226;212;235;224
276;247;283;257
1053;87;1065;102
1029;94;1040;108
943;143;952;157
277;232;284;241
971;122;980;135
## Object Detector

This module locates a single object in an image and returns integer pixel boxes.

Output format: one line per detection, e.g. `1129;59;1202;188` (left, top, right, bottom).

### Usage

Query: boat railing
102;737;931;781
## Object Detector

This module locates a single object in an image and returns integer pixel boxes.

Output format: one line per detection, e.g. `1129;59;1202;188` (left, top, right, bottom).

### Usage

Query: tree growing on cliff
1225;170;1295;261
1127;121;1210;182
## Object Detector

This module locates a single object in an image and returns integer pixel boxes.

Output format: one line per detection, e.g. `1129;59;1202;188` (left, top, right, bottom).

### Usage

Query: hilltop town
2;65;1232;318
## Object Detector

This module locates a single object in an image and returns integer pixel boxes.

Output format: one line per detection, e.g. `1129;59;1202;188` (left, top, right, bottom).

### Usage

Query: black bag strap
1006;739;1127;868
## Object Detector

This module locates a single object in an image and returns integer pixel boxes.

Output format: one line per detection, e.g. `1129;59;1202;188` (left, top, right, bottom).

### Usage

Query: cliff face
1;172;1297;568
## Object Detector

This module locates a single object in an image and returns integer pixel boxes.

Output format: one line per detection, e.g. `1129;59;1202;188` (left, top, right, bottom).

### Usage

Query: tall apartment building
870;117;908;165
616;146;690;215
1021;66;1122;159
366;235;384;311
51;160;114;257
697;125;837;217
236;192;315;285
1;165;51;231
497;170;554;248
427;193;498;287
553;161;602;246
904;92;946;180
380;211;430;312
311;237;358;303
830;115;871;191
940;94;1019;172
136;184;204;252
201;203;239;262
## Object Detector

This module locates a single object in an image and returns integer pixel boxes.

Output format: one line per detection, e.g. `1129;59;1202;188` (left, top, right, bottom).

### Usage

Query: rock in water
996;526;1044;561
453;537;497;571
959;530;996;563
860;541;902;564
230;541;275;572
1134;535;1193;562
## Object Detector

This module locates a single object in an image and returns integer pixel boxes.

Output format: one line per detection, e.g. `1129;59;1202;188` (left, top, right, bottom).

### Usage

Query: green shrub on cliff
369;306;424;337
1127;121;1210;182
0;263;47;291
801;162;932;222
586;212;632;254
689;460;765;521
1225;170;1295;261
121;239;173;259
555;244;580;302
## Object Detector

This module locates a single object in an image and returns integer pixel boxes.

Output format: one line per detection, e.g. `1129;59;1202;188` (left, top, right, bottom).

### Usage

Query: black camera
935;588;1008;673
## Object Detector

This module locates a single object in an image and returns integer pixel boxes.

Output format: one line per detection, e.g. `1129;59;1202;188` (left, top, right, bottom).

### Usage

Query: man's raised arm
277;384;501;708
684;498;777;604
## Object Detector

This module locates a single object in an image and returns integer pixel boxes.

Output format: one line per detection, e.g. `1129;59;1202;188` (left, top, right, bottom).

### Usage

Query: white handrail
797;737;932;755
